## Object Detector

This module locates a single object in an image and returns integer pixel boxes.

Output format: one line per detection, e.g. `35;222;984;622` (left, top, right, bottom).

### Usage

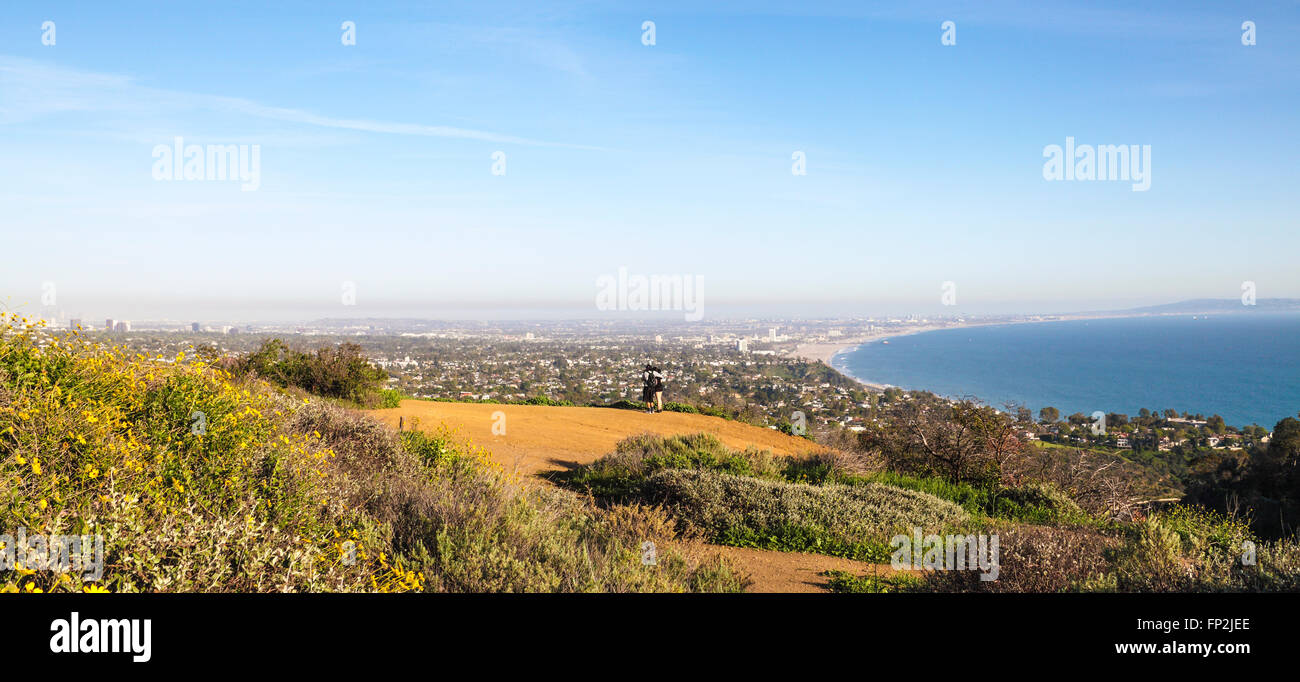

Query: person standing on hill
641;364;665;413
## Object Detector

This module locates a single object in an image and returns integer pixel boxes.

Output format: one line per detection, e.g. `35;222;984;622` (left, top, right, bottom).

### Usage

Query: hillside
371;401;906;592
0;318;746;593
370;400;824;477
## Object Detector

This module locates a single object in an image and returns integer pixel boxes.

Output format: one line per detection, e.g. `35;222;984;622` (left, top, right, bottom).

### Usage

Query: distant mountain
1124;299;1300;314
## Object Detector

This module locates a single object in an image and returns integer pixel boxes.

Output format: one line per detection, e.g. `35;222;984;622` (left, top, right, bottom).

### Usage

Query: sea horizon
832;312;1300;429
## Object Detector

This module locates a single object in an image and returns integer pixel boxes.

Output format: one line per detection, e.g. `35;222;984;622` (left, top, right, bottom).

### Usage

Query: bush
859;472;1094;526
521;395;573;407
555;432;793;500
642;469;969;562
917;506;1300;593
994;481;1090;525
230;338;388;405
377;389;407;409
918;524;1118;593
1106;506;1267;592
821;569;922;593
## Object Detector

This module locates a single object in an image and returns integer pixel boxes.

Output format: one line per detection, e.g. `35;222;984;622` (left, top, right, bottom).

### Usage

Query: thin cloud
0;56;603;149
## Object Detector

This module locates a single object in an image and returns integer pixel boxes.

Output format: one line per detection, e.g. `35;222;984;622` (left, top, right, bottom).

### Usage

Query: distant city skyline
3;1;1298;320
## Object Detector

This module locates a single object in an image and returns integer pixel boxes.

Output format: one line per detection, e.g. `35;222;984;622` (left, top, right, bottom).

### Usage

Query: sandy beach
784;324;959;389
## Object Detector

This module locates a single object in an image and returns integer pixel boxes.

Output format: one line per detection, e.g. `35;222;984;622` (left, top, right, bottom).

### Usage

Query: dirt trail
373;400;890;592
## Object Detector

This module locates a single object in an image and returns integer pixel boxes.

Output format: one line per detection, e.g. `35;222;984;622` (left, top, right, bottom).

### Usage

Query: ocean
833;314;1300;428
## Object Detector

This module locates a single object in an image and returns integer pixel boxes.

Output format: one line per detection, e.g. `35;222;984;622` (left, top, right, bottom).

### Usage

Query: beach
784;323;959;389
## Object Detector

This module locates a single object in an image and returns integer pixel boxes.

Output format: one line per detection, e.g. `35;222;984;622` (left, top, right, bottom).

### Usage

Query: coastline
786;325;956;390
785;312;1168;391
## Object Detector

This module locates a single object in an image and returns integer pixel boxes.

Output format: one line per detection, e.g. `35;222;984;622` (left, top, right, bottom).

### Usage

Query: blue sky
2;0;1298;321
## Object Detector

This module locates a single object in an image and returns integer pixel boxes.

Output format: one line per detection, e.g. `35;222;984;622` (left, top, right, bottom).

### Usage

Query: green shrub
857;472;1094;526
821;569;922;593
1106;506;1262;592
378;388;407;409
231;338;389;405
522;395;573;407
555;432;795;500
642;469;969;562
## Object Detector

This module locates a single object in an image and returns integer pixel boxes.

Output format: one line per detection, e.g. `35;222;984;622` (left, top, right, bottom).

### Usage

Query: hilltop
370;400;824;477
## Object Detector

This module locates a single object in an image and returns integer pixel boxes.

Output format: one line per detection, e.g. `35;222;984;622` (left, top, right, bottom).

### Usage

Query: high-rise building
736;339;748;352
105;318;116;332
768;327;778;342
115;320;131;332
191;322;201;332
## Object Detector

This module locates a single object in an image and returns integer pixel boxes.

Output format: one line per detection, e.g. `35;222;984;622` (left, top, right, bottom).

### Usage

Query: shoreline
785;312;1169;391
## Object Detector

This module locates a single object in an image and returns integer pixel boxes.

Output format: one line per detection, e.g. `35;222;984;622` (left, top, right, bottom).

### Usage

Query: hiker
641;364;665;413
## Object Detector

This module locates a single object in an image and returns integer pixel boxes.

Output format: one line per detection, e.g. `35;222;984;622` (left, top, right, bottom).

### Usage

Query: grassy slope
557;432;968;562
559;431;1300;592
0;316;744;593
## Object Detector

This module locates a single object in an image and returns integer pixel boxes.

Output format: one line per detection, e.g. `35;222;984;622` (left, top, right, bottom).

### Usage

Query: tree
862;399;1026;484
1038;406;1060;424
235;339;388;404
1183;416;1300;539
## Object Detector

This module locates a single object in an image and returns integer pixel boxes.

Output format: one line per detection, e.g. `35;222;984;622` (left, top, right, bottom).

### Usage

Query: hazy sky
2;0;1298;321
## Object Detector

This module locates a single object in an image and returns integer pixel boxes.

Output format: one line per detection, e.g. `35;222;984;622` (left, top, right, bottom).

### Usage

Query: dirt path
373;400;890;592
709;546;913;593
